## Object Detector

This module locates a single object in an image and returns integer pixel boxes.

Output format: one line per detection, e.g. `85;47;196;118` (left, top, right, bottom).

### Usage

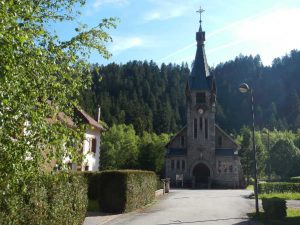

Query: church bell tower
186;7;217;169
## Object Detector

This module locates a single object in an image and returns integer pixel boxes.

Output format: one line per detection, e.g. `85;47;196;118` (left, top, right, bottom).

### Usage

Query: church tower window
194;118;197;139
171;160;174;170
199;117;203;131
205;118;208;139
196;92;206;104
176;160;180;170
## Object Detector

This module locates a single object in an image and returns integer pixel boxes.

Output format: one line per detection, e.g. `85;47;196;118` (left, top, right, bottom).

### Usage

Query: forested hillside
80;50;300;134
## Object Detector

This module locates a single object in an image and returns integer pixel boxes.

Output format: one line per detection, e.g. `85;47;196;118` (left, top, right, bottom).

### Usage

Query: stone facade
165;21;243;188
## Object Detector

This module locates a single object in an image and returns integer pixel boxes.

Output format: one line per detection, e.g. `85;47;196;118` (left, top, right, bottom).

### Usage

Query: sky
54;0;300;67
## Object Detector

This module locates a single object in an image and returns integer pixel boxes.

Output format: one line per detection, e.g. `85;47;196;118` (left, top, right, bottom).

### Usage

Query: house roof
166;148;187;156
215;148;235;156
75;108;105;131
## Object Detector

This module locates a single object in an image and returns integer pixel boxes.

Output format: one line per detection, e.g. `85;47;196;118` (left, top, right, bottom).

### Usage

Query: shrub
82;171;101;200
290;176;300;183
258;182;300;194
262;198;287;219
98;170;157;213
0;173;88;225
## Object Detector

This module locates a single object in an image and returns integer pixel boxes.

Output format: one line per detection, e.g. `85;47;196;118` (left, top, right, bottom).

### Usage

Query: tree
0;0;117;212
239;127;252;184
138;132;170;174
100;124;139;170
270;139;300;179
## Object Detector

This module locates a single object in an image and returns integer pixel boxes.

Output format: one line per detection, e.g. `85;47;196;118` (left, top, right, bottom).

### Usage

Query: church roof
166;148;187;156
215;148;235;156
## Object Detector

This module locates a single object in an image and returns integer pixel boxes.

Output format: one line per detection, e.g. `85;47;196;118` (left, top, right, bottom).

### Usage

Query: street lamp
239;83;259;216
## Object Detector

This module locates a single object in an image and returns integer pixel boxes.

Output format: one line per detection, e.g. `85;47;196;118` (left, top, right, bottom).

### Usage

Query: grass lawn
252;209;300;225
246;185;254;191
259;192;300;200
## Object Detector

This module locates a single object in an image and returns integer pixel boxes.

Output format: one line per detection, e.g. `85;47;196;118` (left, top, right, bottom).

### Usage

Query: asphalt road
105;189;261;225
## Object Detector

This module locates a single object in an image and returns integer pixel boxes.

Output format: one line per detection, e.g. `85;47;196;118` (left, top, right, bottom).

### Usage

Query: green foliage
262;198;287;219
0;173;88;225
100;124;139;170
270;139;300;179
81;51;300;134
258;182;300;194
290;176;300;183
138;132;170;173
100;124;170;172
259;192;300;200
0;0;117;210
92;170;157;213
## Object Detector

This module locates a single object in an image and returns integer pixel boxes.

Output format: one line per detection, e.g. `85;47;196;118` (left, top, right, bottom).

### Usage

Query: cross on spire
196;6;205;29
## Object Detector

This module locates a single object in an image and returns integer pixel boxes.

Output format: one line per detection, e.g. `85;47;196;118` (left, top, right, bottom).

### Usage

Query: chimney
97;106;101;123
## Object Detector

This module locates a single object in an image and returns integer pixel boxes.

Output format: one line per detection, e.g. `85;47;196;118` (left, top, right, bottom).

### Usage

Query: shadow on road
157;217;249;224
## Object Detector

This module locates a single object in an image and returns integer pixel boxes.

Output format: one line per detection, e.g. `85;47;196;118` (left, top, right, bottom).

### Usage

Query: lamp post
239;83;259;216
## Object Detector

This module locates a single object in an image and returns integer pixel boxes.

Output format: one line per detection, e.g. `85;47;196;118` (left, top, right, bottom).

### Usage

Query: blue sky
54;0;300;67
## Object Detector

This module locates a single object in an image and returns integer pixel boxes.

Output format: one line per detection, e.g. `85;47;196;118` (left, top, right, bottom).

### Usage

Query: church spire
196;6;205;45
188;7;210;91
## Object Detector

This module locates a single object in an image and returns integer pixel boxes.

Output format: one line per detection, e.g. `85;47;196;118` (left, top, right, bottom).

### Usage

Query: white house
54;107;105;172
75;108;105;171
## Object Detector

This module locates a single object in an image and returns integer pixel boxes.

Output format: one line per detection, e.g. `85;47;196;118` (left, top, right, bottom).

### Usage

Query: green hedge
94;170;157;213
262;198;287;219
0;173;88;225
258;182;300;194
290;176;300;183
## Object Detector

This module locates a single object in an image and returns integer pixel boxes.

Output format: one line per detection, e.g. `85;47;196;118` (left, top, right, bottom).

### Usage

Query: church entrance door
192;163;210;189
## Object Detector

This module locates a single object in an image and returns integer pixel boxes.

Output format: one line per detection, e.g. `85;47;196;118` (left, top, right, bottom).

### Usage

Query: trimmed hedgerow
290;176;300;183
258;182;300;194
262;197;287;219
0;173;88;225
97;170;157;213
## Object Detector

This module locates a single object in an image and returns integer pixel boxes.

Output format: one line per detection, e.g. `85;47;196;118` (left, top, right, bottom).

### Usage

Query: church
165;13;244;188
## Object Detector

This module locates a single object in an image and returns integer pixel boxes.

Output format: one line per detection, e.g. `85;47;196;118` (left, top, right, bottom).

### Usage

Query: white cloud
144;0;197;22
110;36;143;55
93;0;128;8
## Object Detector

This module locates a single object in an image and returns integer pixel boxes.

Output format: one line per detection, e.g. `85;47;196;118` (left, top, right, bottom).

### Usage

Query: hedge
290;176;300;183
258;182;300;194
262;198;287;219
0;173;88;225
87;170;157;213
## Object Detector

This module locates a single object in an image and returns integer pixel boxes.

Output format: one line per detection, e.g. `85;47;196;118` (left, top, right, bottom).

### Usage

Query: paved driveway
105;189;260;225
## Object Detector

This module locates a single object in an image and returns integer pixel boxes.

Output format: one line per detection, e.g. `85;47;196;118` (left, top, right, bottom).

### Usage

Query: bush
262;198;287;219
290;176;300;183
258;182;300;194
97;170;157;213
0;173;88;225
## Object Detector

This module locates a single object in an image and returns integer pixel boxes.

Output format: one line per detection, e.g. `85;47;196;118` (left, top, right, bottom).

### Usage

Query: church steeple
187;7;212;92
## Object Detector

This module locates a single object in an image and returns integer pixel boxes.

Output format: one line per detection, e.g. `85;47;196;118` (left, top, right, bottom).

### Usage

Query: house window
176;160;180;170
194;118;197;139
180;136;185;146
205;118;208;140
85;165;89;171
196;92;206;104
89;138;97;153
171;160;174;170
199;117;203;131
218;136;222;147
182;160;185;170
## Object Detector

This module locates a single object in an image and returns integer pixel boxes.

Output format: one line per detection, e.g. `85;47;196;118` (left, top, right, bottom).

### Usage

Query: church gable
215;124;239;150
166;126;187;149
